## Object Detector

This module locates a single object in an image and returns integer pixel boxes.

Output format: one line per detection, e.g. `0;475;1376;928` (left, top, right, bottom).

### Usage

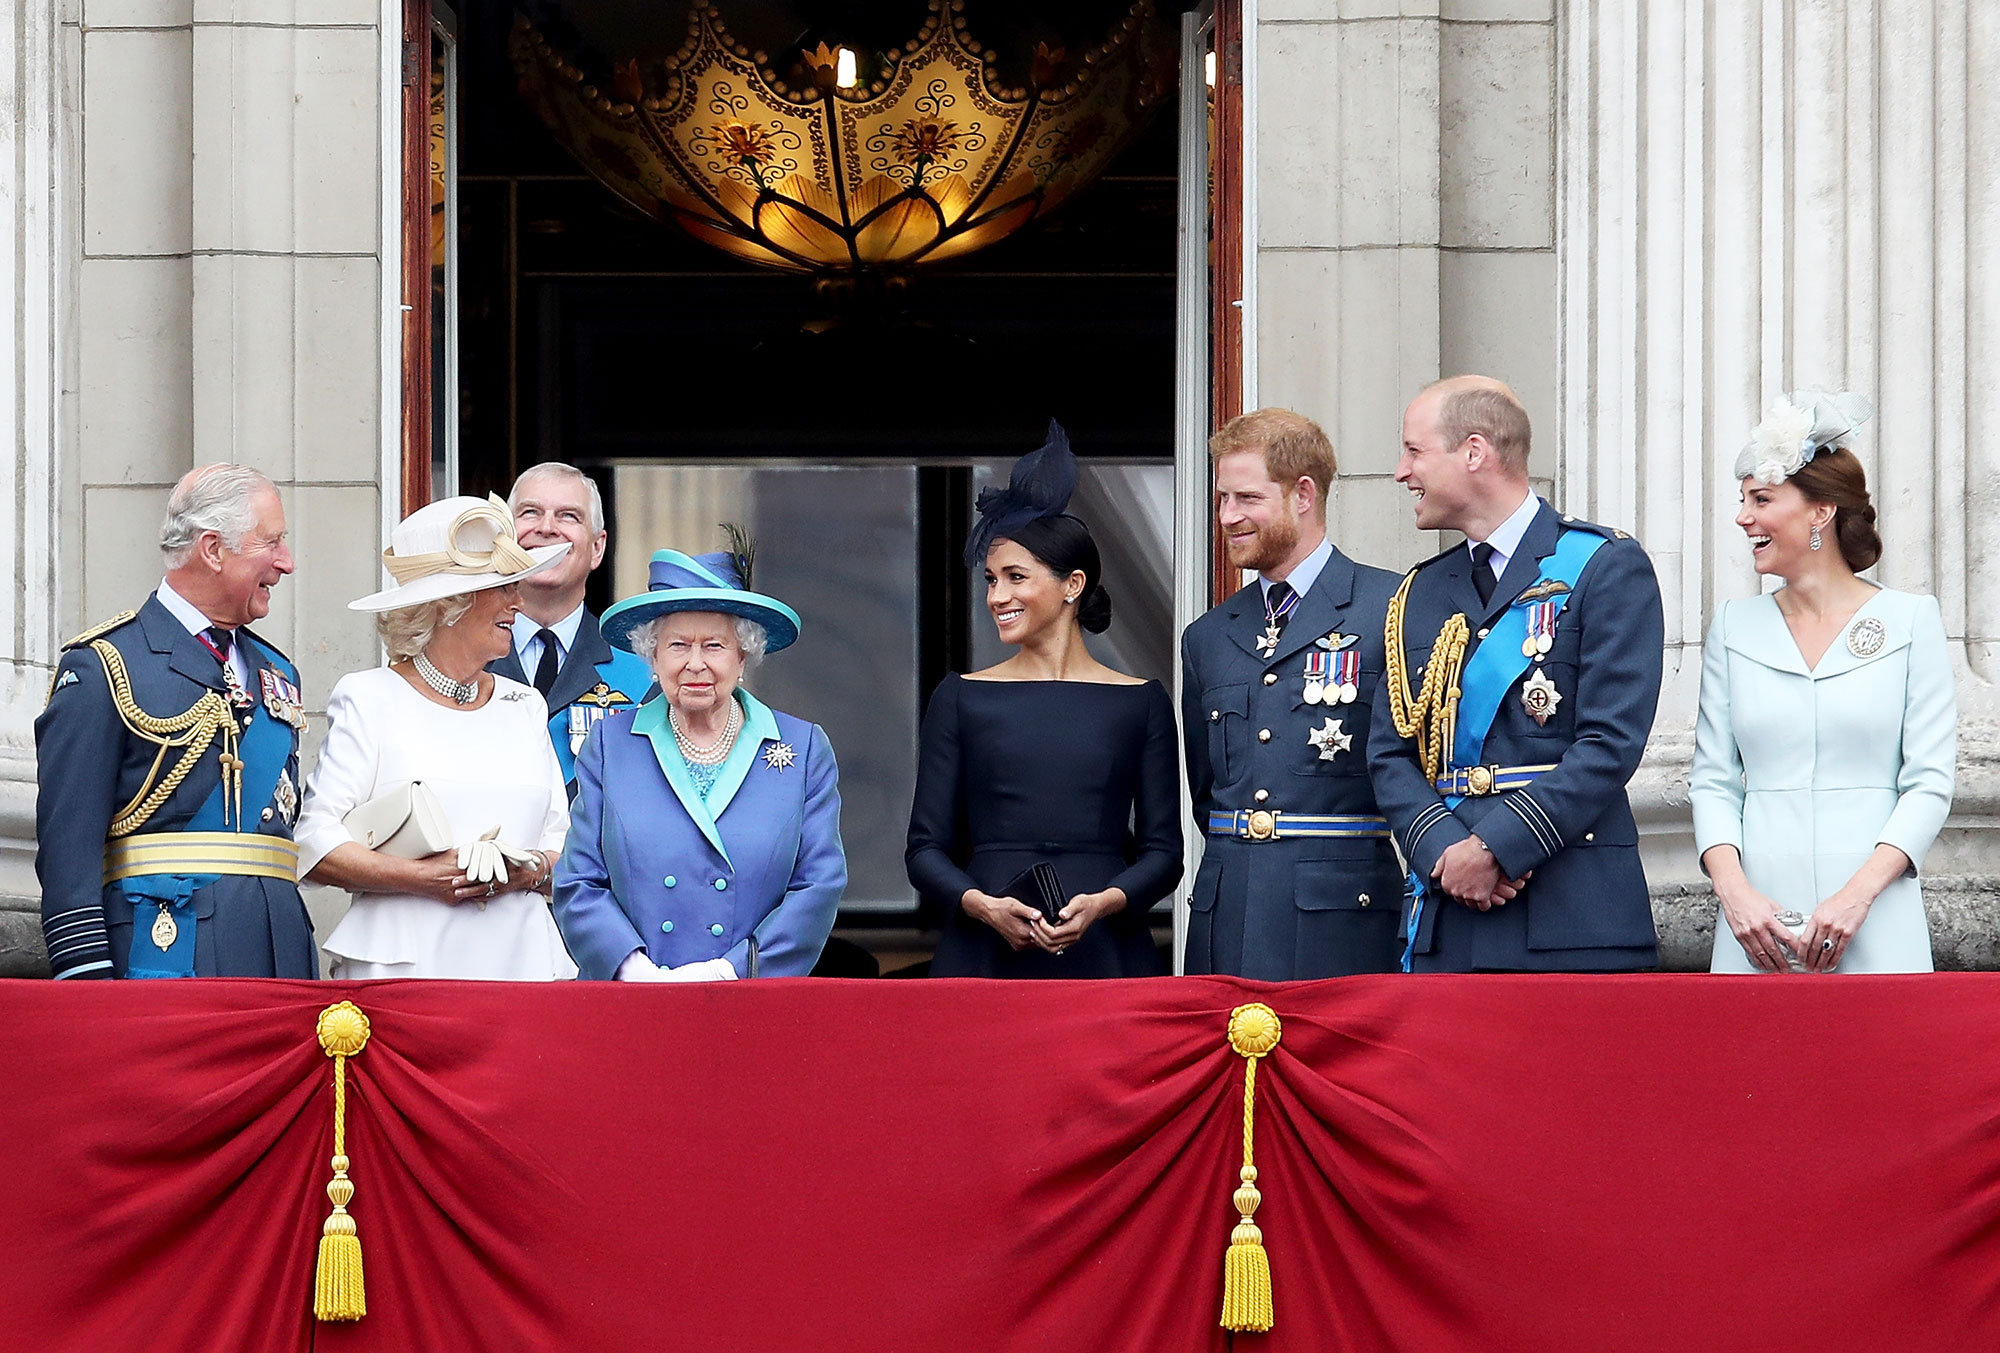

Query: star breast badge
761;742;797;772
1307;717;1352;761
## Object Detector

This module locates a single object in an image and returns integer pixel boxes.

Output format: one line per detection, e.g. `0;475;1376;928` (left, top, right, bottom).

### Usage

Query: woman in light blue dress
1691;391;1956;973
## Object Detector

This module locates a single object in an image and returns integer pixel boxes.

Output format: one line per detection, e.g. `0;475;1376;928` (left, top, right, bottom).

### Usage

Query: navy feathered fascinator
964;420;1078;567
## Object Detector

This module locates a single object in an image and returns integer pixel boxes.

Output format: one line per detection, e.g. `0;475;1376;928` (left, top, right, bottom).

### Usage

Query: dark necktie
1470;542;1497;605
532;629;561;698
1265;580;1297;629
202;626;235;664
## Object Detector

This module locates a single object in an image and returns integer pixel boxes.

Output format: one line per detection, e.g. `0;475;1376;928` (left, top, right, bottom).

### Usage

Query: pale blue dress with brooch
1691;588;1956;973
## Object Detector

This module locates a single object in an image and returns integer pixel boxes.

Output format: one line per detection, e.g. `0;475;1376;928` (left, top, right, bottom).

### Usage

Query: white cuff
615;949;662;981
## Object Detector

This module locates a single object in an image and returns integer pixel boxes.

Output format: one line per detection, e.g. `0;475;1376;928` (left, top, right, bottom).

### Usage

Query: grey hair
376;595;477;662
509;462;605;536
627;613;769;673
159;464;276;567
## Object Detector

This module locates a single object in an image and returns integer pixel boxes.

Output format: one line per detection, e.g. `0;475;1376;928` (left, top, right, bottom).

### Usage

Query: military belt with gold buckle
102;831;301;886
1432;763;1558;798
1206;810;1391;843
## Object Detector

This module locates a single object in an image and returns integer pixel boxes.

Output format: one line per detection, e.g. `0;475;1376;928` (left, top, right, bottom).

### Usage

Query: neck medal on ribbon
1519;600;1562;726
1255;585;1301;659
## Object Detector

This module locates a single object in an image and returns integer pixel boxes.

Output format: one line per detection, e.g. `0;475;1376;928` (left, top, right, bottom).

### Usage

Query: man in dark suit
489;462;652;793
1180;409;1407;979
36;464;317;979
1368;376;1664;971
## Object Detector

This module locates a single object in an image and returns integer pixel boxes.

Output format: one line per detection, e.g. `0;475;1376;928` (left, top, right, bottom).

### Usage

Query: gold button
1263;673;1278;686
1477;627;1489;639
1210;710;1220;721
261;807;273;822
1257;729;1271;743
1584;831;1595;842
1253;789;1269;804
1359;893;1371;907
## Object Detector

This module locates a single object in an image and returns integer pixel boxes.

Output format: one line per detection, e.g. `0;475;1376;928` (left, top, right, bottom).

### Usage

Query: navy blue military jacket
1180;545;1406;979
1366;500;1665;970
34;596;315;979
489;609;654;792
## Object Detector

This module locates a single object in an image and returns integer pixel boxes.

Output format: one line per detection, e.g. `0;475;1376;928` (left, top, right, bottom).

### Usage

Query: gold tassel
314;1001;372;1322
1220;1002;1283;1333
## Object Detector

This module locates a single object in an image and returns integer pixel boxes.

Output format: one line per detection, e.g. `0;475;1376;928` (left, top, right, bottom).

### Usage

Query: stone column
0;0;74;970
1560;0;2000;968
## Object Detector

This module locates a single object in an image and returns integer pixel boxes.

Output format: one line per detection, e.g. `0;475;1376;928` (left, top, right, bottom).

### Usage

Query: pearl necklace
413;651;479;705
670;701;742;765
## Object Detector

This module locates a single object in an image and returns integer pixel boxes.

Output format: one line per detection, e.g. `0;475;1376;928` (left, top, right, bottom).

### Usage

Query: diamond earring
1809;525;1824;552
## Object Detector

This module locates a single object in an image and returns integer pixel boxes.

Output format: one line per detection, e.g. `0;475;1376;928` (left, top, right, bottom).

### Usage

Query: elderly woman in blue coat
554;543;845;980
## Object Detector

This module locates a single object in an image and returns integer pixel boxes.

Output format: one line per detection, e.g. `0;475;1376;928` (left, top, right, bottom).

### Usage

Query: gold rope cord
1383;572;1471;785
1220;1003;1283;1333
90;640;237;837
314;1002;371;1322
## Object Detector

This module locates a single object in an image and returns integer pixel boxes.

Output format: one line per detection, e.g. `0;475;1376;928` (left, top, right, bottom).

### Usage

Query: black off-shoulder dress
906;674;1183;978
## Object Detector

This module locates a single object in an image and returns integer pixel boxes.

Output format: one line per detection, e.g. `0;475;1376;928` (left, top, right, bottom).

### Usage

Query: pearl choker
414;651;479;705
670;701;742;765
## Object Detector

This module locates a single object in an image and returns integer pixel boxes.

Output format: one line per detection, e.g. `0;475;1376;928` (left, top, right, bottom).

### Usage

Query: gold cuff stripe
103;832;300;886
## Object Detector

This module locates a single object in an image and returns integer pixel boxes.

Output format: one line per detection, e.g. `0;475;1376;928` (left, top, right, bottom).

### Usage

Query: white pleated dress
296;667;577;979
1690;589;1956;973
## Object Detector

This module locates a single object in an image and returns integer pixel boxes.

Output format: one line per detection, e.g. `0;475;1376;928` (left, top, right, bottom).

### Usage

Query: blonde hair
377;595;476;662
1208;408;1337;516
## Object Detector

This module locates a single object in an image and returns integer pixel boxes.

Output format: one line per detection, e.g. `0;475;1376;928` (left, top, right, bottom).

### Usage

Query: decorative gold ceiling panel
511;0;1173;274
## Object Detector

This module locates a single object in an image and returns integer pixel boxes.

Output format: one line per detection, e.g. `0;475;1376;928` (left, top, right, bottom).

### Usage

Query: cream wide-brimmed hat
348;494;570;613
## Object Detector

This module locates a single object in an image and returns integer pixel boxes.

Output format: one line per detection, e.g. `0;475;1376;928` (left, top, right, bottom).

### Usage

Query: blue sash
1400;529;1607;969
122;659;295;979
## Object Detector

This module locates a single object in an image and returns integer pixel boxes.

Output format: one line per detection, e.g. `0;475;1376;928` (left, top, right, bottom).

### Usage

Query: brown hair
1788;445;1881;572
1431;380;1532;470
1208;408;1336;516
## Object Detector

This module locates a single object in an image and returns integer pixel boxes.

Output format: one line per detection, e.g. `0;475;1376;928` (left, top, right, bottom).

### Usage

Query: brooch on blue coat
762;742;797;771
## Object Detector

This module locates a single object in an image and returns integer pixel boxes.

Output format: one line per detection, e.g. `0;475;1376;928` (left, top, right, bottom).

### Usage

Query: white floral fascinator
1733;388;1875;485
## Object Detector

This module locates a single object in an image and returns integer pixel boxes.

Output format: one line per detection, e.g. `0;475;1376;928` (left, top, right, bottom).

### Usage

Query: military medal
1307;716;1352;762
1255;585;1301;658
1301;651;1328;705
1521;669;1562;726
1521;601;1558;659
762;742;797;771
1846;615;1887;658
1331;649;1361;704
569;704;594;757
259;668;306;729
273;768;299;825
150;904;178;951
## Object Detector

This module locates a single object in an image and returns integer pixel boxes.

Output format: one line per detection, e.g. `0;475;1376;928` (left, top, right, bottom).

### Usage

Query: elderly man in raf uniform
1369;376;1665;972
1180;409;1407;979
489;462;653;794
35;464;316;979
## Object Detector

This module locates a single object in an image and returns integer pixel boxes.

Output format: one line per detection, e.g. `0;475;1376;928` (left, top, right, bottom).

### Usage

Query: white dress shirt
512;602;585;680
1467;490;1541;584
1259;536;1334;606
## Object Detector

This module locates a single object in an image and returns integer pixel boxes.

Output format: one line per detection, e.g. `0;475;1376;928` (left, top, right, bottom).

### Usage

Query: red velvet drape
5;975;1999;1352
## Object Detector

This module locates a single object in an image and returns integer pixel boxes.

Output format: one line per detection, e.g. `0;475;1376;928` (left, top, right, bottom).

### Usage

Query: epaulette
1554;513;1632;542
61;611;138;650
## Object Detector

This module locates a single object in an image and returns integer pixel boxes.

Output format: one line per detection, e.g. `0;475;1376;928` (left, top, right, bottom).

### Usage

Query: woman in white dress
1691;391;1956;973
295;495;578;979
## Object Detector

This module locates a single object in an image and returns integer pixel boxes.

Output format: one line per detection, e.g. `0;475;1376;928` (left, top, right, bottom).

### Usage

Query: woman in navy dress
907;424;1182;978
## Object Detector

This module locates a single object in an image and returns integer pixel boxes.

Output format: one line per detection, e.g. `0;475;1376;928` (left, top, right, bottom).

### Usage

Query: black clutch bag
1000;861;1067;927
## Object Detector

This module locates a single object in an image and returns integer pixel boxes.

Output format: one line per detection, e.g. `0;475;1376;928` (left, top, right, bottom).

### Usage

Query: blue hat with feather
964;419;1079;568
601;527;801;655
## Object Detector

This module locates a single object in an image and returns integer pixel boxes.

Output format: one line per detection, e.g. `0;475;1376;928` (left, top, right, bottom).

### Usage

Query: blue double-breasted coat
554;689;846;978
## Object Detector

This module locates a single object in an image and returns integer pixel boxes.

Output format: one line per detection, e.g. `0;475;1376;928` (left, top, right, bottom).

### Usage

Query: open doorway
406;0;1234;969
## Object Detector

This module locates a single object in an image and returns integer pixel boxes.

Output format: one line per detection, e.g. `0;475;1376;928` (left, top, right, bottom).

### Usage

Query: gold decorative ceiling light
511;0;1174;275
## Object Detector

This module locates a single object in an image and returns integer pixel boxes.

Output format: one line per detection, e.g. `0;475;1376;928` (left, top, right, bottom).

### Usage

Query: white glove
457;827;506;885
616;950;668;982
662;957;738;982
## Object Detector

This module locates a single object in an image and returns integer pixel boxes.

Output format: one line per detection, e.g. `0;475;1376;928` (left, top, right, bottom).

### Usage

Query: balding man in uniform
1368;376;1664;972
36;464;316;978
489;462;653;795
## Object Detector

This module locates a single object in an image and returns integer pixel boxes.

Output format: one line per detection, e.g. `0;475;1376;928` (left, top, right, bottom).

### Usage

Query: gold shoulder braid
90;639;242;837
1383;571;1471;785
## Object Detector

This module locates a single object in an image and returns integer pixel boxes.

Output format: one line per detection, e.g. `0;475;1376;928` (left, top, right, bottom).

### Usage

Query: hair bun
1078;583;1113;634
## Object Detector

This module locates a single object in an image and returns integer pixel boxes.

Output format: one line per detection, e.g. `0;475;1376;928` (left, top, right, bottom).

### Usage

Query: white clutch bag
342;780;453;858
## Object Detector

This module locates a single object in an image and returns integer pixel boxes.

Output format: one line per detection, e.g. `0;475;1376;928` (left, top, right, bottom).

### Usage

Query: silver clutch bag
342;780;453;859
